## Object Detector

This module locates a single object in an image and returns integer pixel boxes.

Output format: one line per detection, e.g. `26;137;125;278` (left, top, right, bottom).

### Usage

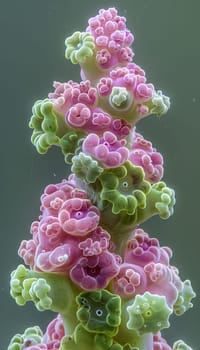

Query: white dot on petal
57;254;68;262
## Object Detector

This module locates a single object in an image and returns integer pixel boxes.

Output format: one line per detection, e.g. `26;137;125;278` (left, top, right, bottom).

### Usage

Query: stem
80;56;106;86
60;309;79;336
114;300;153;349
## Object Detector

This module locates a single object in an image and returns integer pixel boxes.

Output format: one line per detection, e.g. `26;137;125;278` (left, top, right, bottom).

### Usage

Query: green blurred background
0;0;199;347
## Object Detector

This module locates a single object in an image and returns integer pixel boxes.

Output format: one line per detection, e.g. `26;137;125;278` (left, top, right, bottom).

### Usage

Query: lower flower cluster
8;315;65;350
16;178;182;302
7;311;193;350
8;177;195;349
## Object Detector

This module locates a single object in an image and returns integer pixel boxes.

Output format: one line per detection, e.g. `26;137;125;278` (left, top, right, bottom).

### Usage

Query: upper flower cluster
29;7;170;171
86;8;134;69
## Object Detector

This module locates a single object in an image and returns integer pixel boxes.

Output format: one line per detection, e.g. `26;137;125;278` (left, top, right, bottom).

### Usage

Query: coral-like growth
6;6;195;350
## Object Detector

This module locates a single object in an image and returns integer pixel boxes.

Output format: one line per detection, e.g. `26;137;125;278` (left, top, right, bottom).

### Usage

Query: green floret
29;98;60;153
7;326;43;350
65;32;95;64
76;289;121;337
150;90;171;116
127;292;172;335
150;181;176;219
10;264;52;311
72;152;104;183
60;132;85;164
60;324;124;350
173;279;196;316
10;264;79;316
173;339;193;350
109;87;132;110
99;161;150;215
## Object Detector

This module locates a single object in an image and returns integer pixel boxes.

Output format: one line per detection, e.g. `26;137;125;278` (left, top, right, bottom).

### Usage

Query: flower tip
151;90;171;116
65;31;95;65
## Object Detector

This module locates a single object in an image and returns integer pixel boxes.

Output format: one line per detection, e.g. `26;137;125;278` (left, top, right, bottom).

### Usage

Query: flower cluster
8;315;65;350
49;80;132;138
82;131;129;167
86;7;134;70
43;315;65;349
97;63;157;122
30;8;170;167
153;333;193;350
18;179;122;291
111;229;182;307
8;6;196;350
129;132;164;183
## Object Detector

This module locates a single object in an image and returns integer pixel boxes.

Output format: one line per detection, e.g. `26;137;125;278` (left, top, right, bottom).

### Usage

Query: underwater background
0;0;199;348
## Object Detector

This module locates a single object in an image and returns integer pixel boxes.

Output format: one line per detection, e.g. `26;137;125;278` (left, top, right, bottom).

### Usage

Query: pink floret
92;109;111;128
43;314;65;348
18;221;39;268
102;63;154;101
98;77;113;96
144;262;181;307
134;82;154;102
24;344;47;350
49;80;97;115
111;118;131;137
31;216;81;273
79;226;112;256
86;8;134;69
70;251;121;290
18;239;37;267
112;262;147;298
40;180;87;216
122;228;182;306
82;131;129;167
153;333;172;350
129;132;164;183
19;179;101;272
66;104;131;137
58;198;100;236
24;315;65;349
97;63;154;116
124;229;172;267
67;103;91;128
35;237;80;273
